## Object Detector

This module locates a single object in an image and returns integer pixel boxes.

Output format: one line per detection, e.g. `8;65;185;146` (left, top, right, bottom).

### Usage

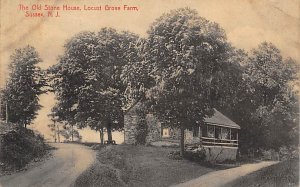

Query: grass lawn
74;144;215;187
223;159;299;187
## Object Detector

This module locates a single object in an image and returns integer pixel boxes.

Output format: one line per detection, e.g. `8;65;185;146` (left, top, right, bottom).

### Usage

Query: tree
47;31;97;142
92;28;139;142
220;42;299;153
47;110;62;143
1;46;46;127
48;29;139;143
87;118;106;144
60;123;82;142
242;42;299;151
143;8;232;156
47;122;62;143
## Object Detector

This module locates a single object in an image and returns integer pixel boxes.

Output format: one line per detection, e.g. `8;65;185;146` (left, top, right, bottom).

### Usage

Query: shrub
168;146;206;162
135;108;148;145
279;146;299;161
184;145;206;162
0;127;48;170
168;150;182;160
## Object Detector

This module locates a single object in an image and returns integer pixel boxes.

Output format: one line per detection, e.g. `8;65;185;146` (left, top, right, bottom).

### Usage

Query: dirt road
171;161;278;187
0;143;96;187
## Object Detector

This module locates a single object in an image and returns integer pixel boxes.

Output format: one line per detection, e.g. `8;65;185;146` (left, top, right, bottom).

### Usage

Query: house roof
205;109;240;129
125;101;240;129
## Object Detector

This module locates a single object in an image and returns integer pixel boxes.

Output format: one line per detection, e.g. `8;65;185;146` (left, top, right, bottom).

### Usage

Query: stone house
124;102;241;161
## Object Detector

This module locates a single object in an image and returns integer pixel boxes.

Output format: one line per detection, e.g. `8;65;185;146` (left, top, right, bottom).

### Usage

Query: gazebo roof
205;109;241;129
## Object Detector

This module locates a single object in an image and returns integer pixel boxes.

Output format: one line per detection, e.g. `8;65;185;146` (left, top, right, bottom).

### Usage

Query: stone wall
124;103;162;144
145;114;161;143
124;113;138;144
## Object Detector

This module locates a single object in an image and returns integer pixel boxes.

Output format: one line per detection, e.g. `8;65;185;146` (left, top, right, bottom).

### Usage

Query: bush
0;127;48;171
279;146;299;161
184;146;206;162
168;146;206;162
261;149;279;160
135;109;148;145
168;150;182;160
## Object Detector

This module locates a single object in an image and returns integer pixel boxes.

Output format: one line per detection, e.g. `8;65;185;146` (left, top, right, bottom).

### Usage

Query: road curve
171;161;278;187
0;143;96;187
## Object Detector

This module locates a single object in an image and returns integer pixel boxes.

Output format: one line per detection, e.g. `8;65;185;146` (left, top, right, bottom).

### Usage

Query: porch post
237;131;239;146
221;127;222;140
213;126;215;145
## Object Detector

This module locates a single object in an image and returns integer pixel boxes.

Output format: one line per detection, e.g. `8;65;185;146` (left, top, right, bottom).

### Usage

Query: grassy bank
74;144;215;187
224;159;299;187
0;122;50;174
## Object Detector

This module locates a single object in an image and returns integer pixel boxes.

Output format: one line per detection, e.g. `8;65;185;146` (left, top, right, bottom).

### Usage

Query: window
162;128;170;137
207;125;215;138
201;125;208;137
221;127;230;140
215;126;221;139
231;129;238;140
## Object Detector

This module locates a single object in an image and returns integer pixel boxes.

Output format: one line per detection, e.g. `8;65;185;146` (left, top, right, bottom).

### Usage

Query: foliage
1;46;46;127
140;8;233;155
47;8;298;155
184;148;206;162
219;42;299;153
0;123;48;171
135;107;148;145
47;109;81;142
168;151;183;160
60;123;82;142
48;29;139;142
47;123;57;142
243;43;299;151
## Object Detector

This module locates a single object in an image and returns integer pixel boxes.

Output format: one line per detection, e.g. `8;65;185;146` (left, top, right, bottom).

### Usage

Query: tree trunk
107;120;113;142
99;127;104;145
57;124;61;143
71;124;74;142
54;121;57;143
54;130;57;143
5;103;8;123
180;127;185;157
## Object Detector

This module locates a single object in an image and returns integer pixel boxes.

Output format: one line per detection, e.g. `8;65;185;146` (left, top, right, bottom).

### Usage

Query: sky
0;0;299;142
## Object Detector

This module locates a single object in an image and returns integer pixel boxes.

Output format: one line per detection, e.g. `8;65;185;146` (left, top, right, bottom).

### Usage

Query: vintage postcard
0;0;299;186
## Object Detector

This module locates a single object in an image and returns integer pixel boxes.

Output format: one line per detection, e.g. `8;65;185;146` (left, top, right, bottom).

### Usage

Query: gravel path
0;143;96;187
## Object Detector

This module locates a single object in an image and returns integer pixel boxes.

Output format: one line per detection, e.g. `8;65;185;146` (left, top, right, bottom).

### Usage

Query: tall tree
242;42;299;151
93;28;139;142
48;29;139;143
143;8;232;156
221;42;299;153
1;46;46;127
48;31;96;141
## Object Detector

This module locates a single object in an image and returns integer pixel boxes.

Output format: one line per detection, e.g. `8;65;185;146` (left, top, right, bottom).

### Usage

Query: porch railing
201;137;238;147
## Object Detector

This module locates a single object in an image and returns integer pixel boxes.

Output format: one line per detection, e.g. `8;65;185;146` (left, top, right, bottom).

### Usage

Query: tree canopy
1;46;46;127
219;42;299;153
46;8;299;153
48;28;139;143
137;8;236;155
